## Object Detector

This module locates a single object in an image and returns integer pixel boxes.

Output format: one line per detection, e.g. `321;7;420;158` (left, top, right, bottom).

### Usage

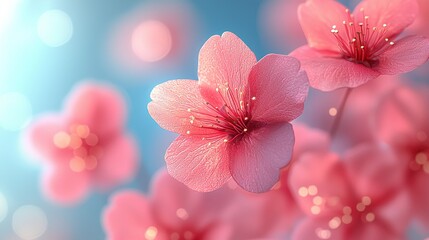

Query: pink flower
260;0;307;52
299;76;401;150
103;170;291;240
289;142;410;240
376;84;429;231
148;32;309;193
24;82;138;204
291;0;429;91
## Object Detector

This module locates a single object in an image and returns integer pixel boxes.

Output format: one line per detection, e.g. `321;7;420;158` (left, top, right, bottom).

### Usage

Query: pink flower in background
103;170;290;240
148;32;309;193
291;0;429;91
289;142;410;240
25;83;138;204
299;76;401;151
273;123;332;234
260;0;307;52
376;84;429;231
409;0;429;37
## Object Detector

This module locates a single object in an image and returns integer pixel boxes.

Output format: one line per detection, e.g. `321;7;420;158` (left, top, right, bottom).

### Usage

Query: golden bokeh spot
144;226;158;240
69;157;86;172
329;107;337;117
85;155;98;170
76;124;90;138
311;206;321;215
298;187;308;197
308;185;318;196
365;212;375;222
328;217;341;229
85;133;99;146
415;152;428;165
362;196;371;206
176;208;189;220
53;131;71;149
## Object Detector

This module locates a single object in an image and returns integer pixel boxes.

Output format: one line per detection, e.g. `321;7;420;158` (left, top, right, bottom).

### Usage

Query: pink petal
248;54;309;123
290;46;380;91
298;0;348;51
374;189;412;236
229;123;294;193
41;166;90;204
197;32;257;106
24;115;67;164
103;191;169;240
374;35;429;75
343;142;406;201
291;217;345;240
353;0;418;37
65;83;127;138
93;135;139;189
293;123;330;158
376;85;427;145
148;79;218;135
411;173;429;229
289;152;353;217
165;136;231;192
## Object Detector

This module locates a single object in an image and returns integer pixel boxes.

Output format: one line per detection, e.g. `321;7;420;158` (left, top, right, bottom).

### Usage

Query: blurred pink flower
25;82;138;204
289;142;411;240
148;32;309;193
273;123;331;234
376;84;429;231
409;0;429;37
260;0;307;52
299;76;401;151
291;0;429;91
103;170;291;240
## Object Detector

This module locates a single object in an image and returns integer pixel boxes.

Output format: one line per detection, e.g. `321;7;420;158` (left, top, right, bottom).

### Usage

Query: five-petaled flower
291;0;429;91
25;82;139;204
148;32;309;193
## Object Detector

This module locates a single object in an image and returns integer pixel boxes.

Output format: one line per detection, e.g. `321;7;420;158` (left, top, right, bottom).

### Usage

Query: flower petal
290;46;380;91
24;115;67;164
93;135;139;189
374;35;429;75
103;191;169;240
353;0;418;37
248;54;309;123
41;166;89;204
229;123;294;193
289;152;353;217
65;83;126;137
411;173;429;229
343;142;406;201
198;32;257;106
298;0;348;51
291;217;345;240
165;136;231;192
148;79;217;135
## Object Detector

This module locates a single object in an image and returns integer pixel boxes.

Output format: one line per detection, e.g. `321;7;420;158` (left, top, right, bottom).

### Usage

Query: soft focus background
0;0;427;239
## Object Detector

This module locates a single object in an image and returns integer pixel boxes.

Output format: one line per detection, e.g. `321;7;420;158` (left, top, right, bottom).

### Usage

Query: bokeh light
0;92;32;131
0;192;8;223
12;205;48;240
37;10;73;47
131;20;173;62
0;0;20;34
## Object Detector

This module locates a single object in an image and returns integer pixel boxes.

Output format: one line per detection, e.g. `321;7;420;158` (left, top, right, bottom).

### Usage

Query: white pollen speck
383;23;387;27
215;88;219;92
389;41;394;45
243;128;248;132
251;97;256;100
187;108;191;112
186;130;191;135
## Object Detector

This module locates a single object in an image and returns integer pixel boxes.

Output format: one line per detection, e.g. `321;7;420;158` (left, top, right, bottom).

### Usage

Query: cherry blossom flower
291;0;429;91
148;32;309;193
24;82;138;204
103;170;290;240
289;142;410;240
376;84;429;231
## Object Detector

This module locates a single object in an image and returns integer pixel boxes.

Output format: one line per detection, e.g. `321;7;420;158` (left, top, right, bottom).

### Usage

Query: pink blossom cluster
23;0;429;239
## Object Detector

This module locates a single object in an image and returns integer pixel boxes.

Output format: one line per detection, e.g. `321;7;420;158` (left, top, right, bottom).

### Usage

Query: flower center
53;124;103;172
186;83;255;142
330;8;395;67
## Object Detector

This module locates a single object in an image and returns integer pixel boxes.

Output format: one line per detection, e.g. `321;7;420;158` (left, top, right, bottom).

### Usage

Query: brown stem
330;88;352;138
